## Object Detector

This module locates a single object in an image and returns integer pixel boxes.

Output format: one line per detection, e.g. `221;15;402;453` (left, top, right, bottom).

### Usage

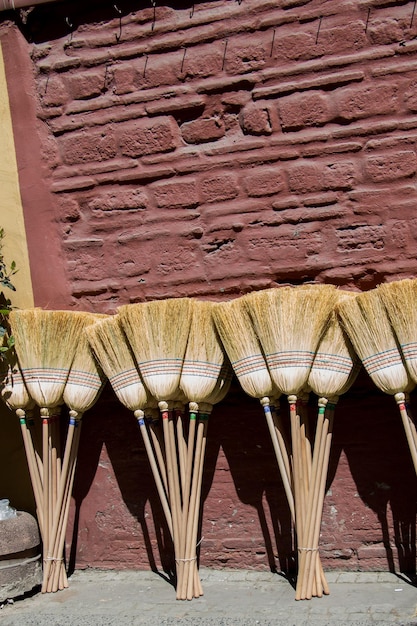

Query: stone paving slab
0;569;417;626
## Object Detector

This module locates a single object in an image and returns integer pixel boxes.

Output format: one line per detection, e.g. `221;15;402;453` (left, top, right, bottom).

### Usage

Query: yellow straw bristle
86;315;149;411
212;298;275;399
308;292;359;399
9;309;91;408
337;289;413;395
118;298;193;401
378;278;417;385
0;356;34;411
243;285;338;396
207;362;233;405
63;314;108;414
180;300;225;403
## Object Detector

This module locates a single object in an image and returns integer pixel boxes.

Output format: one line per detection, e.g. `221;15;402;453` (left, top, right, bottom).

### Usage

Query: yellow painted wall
0;42;35;513
0;42;34;309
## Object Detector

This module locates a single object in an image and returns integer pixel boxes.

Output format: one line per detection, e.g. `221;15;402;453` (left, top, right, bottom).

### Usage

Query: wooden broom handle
186;414;208;600
301;400;334;600
159;402;181;571
297;399;326;600
395;393;417;475
177;403;198;600
17;410;44;533
40;408;51;585
147;415;168;493
49;417;82;592
135;410;173;538
261;398;295;520
43;410;79;592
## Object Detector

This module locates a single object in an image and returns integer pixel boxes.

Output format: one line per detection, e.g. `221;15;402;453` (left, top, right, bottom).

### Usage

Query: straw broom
86;316;173;538
298;293;360;600
172;390;188;511
212;298;295;521
177;300;227;600
337;288;417;472
242;285;338;599
378;279;417;459
44;313;107;593
118;298;193;593
0;357;42;530
144;403;168;497
9;309;90;592
182;363;233;601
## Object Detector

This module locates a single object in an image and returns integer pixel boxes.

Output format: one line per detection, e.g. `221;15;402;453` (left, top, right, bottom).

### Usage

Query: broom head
0;351;34;412
63;313;108;413
308;291;359;399
378;278;417;385
180;300;225;403
243;285;338;396
337;289;413;395
86;315;149;411
212;298;274;400
118;298;193;401
203;361;233;406
9;309;91;408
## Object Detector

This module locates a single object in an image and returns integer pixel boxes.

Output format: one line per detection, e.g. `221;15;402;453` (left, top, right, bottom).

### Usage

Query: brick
51;176;96;193
200;174;239;203
222;91;252;111
225;37;268;74
37;55;81;73
40;132;60;169
254;70;365;101
222;537;262;550
273;31;315;62
404;79;417;112
182;44;223;80
243;168;285;197
336;225;385;252
139;52;182;89
156;245;201;277
287;163;324;193
181;117;225;144
389;220;409;248
66;70;106;100
88;189;148;211
63;238;104;251
60;129;117;165
112;64;136;95
278;91;333;131
247;226;323;263
273;204;347;224
357;544;389;560
365;151;417;182
315;21;367;56
39;76;68;107
335;83;399;122
368;18;405;45
117;117;179;157
240;102;272;135
150;179;199;209
323;161;357;190
58;197;80;221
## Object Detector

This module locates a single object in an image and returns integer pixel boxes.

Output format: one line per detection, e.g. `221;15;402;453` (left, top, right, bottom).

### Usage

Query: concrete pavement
1;569;417;625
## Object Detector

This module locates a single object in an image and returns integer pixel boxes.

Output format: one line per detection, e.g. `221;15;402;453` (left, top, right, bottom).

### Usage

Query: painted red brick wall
2;0;417;576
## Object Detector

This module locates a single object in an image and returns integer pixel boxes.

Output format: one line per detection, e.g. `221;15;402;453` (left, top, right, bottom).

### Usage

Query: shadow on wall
329;370;417;583
67;370;417;583
0;403;34;514
68;386;175;582
8;0;211;44
203;384;295;579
